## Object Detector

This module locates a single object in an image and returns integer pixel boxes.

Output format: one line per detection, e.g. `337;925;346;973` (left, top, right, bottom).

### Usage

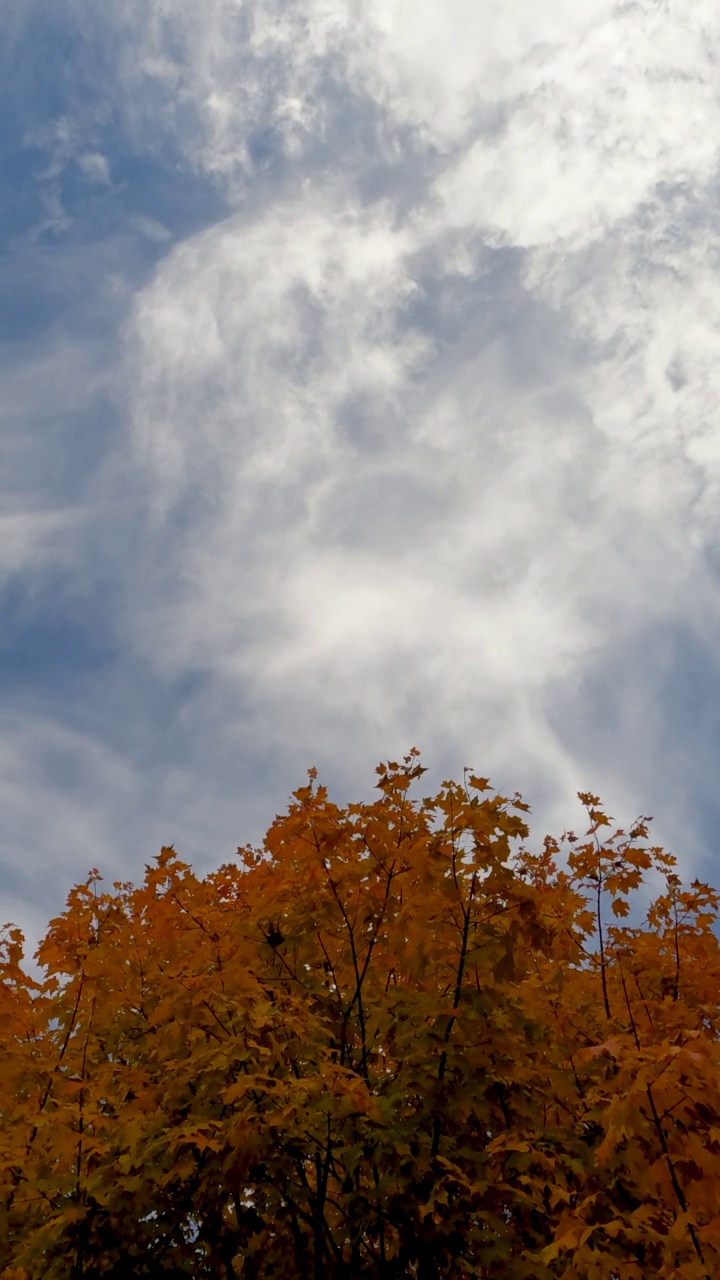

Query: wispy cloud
118;1;720;853
4;1;720;954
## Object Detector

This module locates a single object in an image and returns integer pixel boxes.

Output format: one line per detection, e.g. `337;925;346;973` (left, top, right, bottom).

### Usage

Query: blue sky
4;0;720;953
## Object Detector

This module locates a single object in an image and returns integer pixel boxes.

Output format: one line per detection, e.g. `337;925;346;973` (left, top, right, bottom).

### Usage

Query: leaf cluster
2;751;720;1279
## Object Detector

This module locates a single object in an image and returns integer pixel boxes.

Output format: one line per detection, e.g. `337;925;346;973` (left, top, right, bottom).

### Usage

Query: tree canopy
2;750;720;1278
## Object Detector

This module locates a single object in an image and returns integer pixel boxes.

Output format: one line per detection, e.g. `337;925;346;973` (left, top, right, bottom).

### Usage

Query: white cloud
106;0;619;180
77;151;111;184
132;214;172;242
0;510;78;574
7;0;720;953
121;192;694;849
127;196;425;522
345;0;614;144
434;2;720;246
111;0;720;874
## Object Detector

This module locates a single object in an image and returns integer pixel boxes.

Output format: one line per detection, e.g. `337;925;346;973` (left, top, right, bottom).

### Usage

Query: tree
2;750;720;1278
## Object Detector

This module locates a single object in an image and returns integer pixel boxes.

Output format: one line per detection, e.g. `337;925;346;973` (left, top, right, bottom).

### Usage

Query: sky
4;0;720;953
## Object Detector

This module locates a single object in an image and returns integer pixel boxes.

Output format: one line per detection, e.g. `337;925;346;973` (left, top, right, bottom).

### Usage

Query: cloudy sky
4;0;720;950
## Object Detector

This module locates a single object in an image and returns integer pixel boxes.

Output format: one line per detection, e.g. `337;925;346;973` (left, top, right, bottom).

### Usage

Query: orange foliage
2;750;720;1278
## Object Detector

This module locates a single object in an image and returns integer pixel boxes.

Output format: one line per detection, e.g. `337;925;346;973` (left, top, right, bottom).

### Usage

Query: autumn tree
2;751;720;1278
